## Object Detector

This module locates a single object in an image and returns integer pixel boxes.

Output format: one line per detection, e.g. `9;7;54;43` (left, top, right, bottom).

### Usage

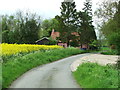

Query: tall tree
79;0;97;47
108;1;120;54
56;0;77;46
17;11;41;44
94;0;119;40
114;1;120;29
95;0;120;40
96;1;120;55
94;0;118;23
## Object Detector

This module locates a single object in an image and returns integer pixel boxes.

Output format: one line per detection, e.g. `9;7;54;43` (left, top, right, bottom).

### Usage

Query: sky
0;0;101;19
0;0;103;37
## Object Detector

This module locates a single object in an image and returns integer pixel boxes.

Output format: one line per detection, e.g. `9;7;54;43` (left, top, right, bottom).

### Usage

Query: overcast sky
0;0;103;37
0;0;101;19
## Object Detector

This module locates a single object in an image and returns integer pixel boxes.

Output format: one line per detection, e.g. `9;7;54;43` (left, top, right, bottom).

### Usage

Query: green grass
0;62;2;89
2;48;88;88
73;63;118;88
100;47;117;55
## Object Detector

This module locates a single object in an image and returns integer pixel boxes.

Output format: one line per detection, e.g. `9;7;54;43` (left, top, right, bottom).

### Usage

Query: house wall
57;43;67;48
81;44;89;49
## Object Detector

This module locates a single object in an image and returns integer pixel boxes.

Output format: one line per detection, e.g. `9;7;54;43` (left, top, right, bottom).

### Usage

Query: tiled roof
51;29;80;40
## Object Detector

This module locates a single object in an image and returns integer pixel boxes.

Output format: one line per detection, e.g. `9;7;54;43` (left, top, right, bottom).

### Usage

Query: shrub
108;31;120;55
89;40;99;50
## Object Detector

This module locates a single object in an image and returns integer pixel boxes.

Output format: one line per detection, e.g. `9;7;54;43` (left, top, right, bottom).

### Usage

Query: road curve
10;53;89;88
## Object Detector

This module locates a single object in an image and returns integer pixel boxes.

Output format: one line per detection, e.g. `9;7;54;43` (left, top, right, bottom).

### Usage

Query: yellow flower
1;43;63;56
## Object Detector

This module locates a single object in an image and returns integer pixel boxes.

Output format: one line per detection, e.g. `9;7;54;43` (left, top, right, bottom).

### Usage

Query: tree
78;0;97;47
56;0;77;46
21;19;40;44
100;19;118;38
2;30;10;43
109;1;120;54
94;0;119;40
2;15;18;43
2;11;41;44
17;11;41;44
2;15;9;31
41;18;59;37
114;1;120;29
94;0;118;22
97;1;120;54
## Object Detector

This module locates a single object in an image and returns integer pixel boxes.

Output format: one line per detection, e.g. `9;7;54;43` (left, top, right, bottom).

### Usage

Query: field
1;43;62;56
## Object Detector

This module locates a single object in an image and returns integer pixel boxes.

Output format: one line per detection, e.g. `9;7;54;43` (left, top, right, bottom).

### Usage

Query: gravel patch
71;54;118;72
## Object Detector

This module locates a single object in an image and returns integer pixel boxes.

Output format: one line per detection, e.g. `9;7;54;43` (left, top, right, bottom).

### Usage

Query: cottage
50;29;88;49
50;29;68;48
36;37;50;45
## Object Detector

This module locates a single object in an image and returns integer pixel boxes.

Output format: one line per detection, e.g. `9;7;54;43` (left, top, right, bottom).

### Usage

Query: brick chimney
51;29;60;40
51;29;55;40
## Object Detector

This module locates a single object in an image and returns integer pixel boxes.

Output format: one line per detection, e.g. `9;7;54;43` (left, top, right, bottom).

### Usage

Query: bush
100;47;117;55
89;40;99;50
47;38;57;45
108;31;120;55
107;31;120;84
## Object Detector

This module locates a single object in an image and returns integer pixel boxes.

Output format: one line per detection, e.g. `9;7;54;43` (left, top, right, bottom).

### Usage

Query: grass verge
3;48;88;88
100;47;117;55
73;63;118;88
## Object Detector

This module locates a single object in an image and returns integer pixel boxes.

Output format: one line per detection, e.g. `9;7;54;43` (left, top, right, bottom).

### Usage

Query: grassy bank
3;48;88;88
100;47;117;55
73;63;118;88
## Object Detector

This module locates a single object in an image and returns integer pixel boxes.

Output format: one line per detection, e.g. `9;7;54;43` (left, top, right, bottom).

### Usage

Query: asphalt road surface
10;53;89;88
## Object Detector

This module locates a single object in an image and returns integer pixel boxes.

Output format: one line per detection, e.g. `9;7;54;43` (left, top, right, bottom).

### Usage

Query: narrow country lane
10;53;89;88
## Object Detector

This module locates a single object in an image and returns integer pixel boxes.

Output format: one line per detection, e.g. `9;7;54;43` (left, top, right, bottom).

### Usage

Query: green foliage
2;48;88;88
48;38;57;45
41;18;59;37
21;19;40;44
105;1;120;55
89;40;99;50
101;50;117;55
2;30;9;43
78;0;97;45
0;63;2;90
94;0;119;49
96;1;120;55
69;35;80;47
55;0;97;47
108;31;120;55
100;47;117;55
56;1;78;46
101;19;118;38
70;40;79;47
73;63;118;88
2;11;41;44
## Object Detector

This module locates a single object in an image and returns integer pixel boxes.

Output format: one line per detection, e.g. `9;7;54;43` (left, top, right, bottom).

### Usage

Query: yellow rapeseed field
1;43;63;56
